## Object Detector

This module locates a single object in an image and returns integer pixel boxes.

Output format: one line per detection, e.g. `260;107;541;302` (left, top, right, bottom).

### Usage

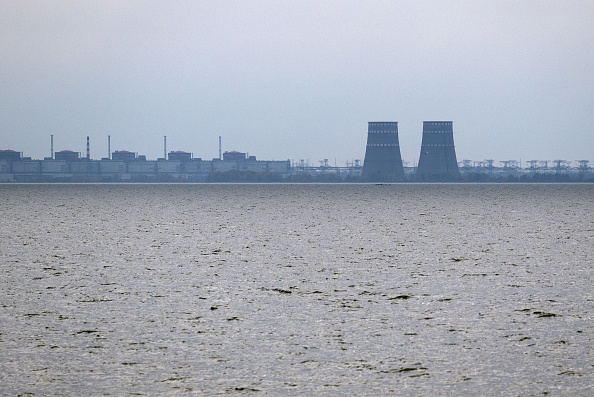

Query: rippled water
1;183;592;396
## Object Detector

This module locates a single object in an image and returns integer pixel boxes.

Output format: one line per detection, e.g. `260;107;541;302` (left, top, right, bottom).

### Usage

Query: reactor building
416;121;459;180
361;121;405;181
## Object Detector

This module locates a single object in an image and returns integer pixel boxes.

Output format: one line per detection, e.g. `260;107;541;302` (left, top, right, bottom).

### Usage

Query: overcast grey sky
1;1;593;164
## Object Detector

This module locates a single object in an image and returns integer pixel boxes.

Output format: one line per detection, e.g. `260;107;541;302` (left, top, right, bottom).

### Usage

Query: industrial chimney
361;121;405;181
416;121;459;180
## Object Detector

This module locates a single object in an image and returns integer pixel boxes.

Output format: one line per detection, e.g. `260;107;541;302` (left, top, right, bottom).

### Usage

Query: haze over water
1;184;592;395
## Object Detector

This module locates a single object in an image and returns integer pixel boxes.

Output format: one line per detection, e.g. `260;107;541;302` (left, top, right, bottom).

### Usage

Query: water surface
1;184;592;395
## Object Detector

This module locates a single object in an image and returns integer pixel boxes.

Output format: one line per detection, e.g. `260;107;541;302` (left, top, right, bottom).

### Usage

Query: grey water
0;183;592;396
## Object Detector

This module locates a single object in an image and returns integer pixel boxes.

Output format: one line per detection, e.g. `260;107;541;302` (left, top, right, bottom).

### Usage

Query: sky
1;1;593;165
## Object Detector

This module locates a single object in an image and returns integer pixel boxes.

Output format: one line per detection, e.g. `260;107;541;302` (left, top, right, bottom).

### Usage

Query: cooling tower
362;122;404;181
417;121;459;180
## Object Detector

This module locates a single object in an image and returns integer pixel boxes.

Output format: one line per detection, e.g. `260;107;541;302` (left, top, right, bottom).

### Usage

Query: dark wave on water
1;184;592;395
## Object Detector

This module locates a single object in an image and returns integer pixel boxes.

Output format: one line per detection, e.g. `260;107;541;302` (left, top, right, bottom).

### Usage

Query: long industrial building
0;149;291;182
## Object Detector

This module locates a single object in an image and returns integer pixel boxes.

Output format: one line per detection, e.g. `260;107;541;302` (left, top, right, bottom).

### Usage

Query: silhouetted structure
112;150;137;162
54;150;80;162
0;150;22;162
223;151;247;161
362;122;404;181
168;151;193;161
417;121;459;180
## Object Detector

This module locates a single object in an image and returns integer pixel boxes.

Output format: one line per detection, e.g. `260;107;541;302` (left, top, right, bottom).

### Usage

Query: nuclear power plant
0;120;592;182
417;121;459;180
361;122;404;181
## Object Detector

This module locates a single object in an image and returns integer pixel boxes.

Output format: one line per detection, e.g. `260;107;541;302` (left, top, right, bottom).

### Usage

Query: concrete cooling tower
417;121;459;180
361;121;404;181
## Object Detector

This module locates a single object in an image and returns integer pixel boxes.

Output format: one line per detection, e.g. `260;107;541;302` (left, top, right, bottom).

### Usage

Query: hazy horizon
1;1;593;164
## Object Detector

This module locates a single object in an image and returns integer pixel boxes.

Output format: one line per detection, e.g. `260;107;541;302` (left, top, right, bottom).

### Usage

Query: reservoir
0;183;592;395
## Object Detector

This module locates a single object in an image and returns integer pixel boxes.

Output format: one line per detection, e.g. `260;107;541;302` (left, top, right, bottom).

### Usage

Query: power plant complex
0;135;296;182
1;122;592;182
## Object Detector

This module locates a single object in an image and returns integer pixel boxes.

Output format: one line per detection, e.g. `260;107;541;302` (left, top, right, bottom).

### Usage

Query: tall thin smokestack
108;135;111;160
219;136;222;160
86;136;90;160
164;136;167;159
51;135;54;159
